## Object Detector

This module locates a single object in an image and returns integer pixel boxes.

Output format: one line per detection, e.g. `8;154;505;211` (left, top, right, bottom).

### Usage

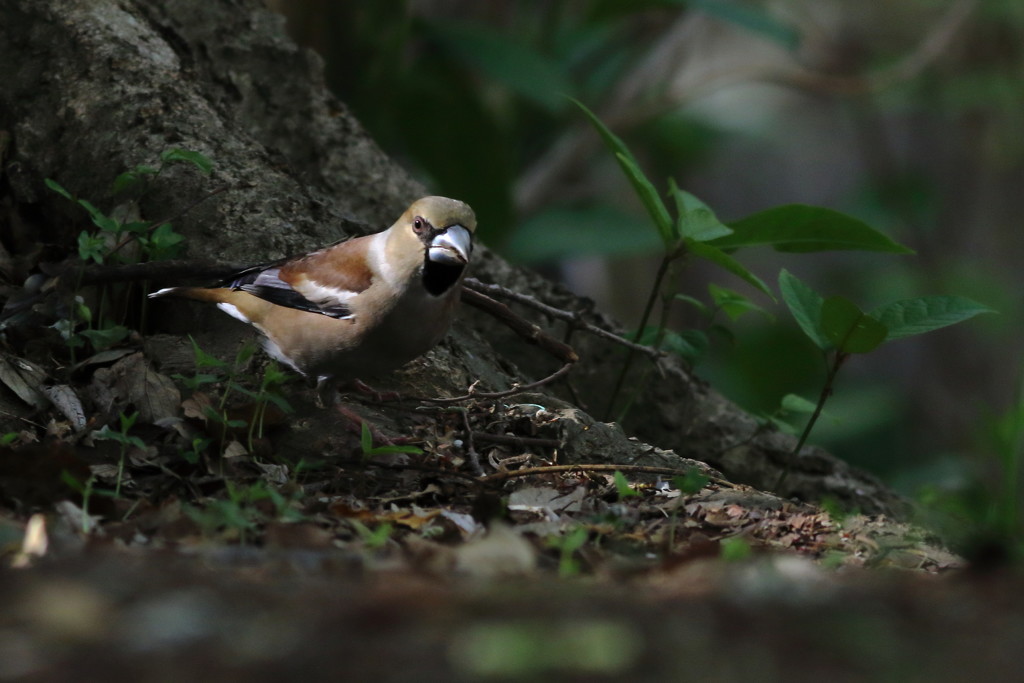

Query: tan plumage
150;196;476;385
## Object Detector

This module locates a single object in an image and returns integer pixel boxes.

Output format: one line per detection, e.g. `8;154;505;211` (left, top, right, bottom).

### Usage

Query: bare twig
463;278;662;360
417;361;575;405
409;286;579;403
460;286;579;364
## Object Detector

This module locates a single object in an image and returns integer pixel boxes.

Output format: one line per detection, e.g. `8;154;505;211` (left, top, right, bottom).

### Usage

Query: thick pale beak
428;225;472;266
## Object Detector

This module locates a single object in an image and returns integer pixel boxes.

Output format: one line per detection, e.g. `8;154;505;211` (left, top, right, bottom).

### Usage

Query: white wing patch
298;278;360;309
216;302;251;324
261;337;304;375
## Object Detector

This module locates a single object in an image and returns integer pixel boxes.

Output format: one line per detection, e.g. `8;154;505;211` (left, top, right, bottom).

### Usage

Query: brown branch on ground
417;362;575;405
464;278;662;361
460;286;579;364
408;286;580;404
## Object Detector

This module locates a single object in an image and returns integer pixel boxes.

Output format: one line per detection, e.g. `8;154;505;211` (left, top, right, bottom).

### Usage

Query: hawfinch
150;196;476;387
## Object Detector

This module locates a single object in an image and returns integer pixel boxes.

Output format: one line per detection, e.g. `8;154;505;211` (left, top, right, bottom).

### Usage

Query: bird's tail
148;286;230;303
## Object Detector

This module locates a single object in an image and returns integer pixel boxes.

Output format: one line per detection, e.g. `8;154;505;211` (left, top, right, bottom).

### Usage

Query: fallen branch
464;278;662;360
417;361;575;405
460;286;579;363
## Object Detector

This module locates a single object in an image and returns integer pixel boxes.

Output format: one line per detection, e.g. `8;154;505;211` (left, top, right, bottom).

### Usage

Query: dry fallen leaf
0;354;48;409
96;352;181;424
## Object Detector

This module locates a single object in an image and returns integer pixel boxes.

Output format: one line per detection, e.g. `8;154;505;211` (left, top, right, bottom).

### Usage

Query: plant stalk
775;351;848;491
604;247;681;420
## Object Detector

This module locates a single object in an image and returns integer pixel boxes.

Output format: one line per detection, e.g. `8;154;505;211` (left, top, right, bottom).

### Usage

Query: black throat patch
422;260;464;297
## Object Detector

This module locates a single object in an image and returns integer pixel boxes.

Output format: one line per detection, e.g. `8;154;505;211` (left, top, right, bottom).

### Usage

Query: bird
149;196;476;396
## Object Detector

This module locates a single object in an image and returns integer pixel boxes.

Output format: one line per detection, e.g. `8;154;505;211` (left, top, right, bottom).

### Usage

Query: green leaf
720;536;752;562
92;425;121;443
684;238;774;299
615;153;674;248
77;231;107;264
708;283;773;322
112;172;140;195
423;21;573;112
571;98;637;167
613;471;640;499
359;421;422;457
45;178;74;200
118;411;139;432
176;372;220;389
821;296;888;354
669;180;732;242
50;318;84;346
349;520;393;549
572;99;674;247
143;223;185;259
780;393;818;414
360;422;373;455
715;204;913;254
79;325;130;351
262;393;293;414
870;296;996;341
636;327;708;364
504;205;662;263
161;148;213;174
77;199;121;233
673;293;710;318
778;269;829;350
666;329;709;364
559;526;589;554
188;336;227;369
672;469;710;495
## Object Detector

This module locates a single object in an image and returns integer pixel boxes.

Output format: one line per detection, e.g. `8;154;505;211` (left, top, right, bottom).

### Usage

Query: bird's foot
351;379;403;403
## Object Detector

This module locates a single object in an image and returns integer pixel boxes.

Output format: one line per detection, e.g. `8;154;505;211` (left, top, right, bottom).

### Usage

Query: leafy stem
777;268;994;492
776;350;849;490
605;245;684;420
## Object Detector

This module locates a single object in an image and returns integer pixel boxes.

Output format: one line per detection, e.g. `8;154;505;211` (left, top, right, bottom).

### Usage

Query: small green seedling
612;470;640;500
92;411;146;496
349;519;394;549
549;525;589;578
777;268;994;486
359;422;423;460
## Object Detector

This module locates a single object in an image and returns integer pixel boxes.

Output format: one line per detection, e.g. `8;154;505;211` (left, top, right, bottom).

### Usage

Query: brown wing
279;236;374;295
224;236;375;319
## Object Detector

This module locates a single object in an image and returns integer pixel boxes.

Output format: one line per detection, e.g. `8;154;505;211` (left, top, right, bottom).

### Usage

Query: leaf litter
0;312;959;580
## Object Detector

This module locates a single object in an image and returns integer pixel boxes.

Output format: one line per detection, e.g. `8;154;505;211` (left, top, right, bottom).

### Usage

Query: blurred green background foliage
271;0;1021;549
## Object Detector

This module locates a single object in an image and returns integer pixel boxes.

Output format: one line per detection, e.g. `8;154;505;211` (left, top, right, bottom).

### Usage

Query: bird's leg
351;379;402;403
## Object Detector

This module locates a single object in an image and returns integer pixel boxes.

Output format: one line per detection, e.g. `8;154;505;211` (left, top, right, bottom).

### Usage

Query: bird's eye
413;217;426;234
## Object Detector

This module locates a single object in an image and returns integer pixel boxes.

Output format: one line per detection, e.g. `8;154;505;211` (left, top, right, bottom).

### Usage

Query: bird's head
391;196;476;296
